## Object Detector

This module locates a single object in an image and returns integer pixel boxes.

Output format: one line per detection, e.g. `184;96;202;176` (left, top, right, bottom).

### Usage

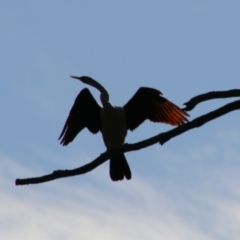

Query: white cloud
1;129;240;240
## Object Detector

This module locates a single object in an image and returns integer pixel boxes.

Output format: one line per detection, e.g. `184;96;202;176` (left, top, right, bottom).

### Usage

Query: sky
1;1;240;239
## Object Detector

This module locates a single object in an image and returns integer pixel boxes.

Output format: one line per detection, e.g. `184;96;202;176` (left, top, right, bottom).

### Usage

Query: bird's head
70;75;109;101
70;75;94;84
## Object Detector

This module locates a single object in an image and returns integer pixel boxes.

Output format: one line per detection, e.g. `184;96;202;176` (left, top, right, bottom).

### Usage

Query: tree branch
183;89;240;111
15;99;240;186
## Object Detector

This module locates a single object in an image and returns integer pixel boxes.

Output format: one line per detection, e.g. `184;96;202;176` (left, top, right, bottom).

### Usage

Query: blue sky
1;2;240;239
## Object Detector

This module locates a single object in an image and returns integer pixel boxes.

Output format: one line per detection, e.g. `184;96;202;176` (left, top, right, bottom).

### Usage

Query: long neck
86;78;111;108
90;79;109;99
100;91;113;109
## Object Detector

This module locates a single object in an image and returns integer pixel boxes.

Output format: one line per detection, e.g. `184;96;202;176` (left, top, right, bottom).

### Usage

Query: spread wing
124;87;189;131
58;88;102;146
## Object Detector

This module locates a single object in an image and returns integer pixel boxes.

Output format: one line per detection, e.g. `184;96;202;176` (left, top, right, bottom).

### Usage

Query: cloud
1;129;240;240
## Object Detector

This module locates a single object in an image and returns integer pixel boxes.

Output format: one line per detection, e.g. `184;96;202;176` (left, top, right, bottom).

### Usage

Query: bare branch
183;89;240;111
15;151;111;185
15;99;240;186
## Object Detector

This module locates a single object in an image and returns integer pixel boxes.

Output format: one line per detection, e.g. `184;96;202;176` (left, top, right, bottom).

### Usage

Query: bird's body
59;76;189;181
100;104;130;180
101;105;126;149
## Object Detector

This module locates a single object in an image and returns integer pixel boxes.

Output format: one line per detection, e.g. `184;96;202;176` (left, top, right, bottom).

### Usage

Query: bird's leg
106;146;125;157
99;145;126;161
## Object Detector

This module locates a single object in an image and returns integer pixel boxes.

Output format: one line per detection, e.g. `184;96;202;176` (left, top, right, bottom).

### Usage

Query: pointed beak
70;75;81;80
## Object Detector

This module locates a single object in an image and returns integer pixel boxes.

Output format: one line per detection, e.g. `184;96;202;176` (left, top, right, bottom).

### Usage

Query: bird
58;76;189;181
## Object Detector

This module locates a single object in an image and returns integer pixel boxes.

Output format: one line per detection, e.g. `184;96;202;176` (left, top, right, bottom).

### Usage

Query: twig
183;89;240;111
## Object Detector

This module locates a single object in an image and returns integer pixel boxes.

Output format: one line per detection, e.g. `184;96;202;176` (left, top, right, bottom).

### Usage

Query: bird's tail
110;154;131;181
